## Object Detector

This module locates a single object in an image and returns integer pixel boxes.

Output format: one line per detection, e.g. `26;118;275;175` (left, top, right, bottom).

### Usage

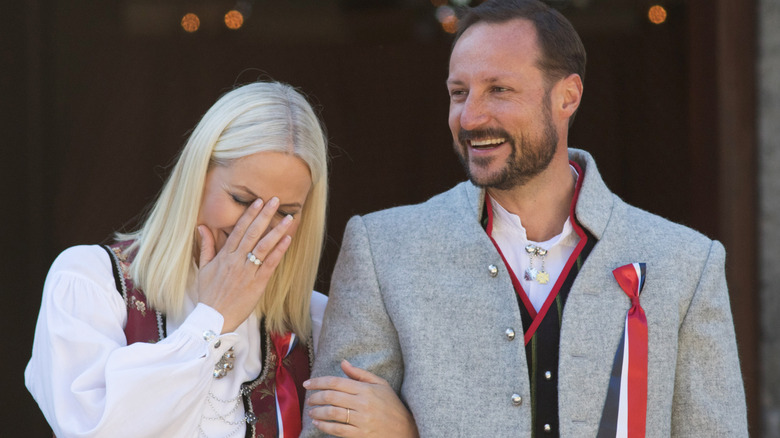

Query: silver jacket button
544;371;552;380
511;394;523;406
505;328;516;341
488;264;499;277
544;424;552;433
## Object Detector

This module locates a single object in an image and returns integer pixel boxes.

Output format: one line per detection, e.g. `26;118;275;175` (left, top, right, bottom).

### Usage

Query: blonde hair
118;81;328;340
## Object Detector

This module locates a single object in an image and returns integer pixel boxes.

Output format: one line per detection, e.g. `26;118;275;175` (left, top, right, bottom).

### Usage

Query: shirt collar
489;164;581;249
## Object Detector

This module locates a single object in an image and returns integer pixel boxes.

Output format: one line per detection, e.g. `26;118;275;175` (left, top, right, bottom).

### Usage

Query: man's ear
553;73;583;121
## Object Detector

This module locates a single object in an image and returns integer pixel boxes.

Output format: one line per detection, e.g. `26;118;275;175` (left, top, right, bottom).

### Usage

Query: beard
454;104;558;191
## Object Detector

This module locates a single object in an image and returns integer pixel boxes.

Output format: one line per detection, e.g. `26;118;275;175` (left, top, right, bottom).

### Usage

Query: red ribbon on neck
613;263;648;437
271;332;301;438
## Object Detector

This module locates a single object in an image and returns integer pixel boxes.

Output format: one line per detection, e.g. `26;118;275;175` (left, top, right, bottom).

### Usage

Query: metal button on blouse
511;394;523;406
544;424;552;433
505;328;516;341
544;371;552;380
488;264;499;277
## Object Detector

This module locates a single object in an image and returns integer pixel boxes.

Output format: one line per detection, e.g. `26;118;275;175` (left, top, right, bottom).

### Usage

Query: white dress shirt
25;245;327;438
489;167;581;312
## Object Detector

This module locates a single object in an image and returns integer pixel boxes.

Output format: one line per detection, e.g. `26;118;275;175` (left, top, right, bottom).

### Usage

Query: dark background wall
2;0;758;435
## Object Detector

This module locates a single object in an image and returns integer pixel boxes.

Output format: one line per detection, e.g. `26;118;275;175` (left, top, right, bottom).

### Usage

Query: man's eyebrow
446;77;505;86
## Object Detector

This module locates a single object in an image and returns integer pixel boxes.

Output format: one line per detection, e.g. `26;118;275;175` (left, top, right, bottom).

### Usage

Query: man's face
447;19;559;190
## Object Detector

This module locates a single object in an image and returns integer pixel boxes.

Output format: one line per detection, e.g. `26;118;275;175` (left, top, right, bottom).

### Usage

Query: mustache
458;127;512;145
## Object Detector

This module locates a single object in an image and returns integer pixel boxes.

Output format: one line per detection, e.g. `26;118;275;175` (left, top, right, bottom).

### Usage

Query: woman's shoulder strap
100;244;127;303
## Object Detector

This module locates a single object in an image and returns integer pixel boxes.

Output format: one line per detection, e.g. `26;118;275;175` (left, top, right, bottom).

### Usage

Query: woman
26;81;332;437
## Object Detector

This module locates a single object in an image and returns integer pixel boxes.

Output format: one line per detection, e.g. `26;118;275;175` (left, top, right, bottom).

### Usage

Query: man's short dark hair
454;0;587;88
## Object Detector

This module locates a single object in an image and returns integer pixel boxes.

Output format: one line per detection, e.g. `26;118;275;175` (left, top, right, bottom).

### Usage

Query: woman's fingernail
282;214;293;225
252;198;263;208
269;197;279;207
303;379;310;388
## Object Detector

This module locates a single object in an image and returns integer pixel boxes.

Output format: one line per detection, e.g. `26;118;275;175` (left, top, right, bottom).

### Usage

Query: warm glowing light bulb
648;5;667;25
435;6;458;34
441;15;458;34
224;10;244;30
181;13;200;33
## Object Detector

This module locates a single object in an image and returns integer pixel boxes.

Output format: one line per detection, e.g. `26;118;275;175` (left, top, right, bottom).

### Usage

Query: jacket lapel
559;149;638;429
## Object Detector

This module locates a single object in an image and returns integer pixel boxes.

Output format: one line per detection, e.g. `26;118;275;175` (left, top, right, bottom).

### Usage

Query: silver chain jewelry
198;391;245;438
203;392;243;423
524;244;551;285
198;422;242;438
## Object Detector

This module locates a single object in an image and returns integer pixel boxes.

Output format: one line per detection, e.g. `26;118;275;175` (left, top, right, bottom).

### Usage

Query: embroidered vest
482;162;597;437
101;242;313;438
516;233;594;437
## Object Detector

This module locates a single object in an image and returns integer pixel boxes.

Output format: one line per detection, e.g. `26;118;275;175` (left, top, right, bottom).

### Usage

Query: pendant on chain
525;244;551;285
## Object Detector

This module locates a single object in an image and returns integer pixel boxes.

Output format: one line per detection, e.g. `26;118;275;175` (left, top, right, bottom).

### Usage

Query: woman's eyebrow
235;185;302;210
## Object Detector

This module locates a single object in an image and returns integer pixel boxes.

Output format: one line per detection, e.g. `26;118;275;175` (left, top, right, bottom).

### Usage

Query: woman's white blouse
25;245;327;438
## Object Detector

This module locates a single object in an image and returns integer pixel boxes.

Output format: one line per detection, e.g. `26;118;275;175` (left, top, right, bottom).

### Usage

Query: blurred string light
648;5;668;25
226;0;253;30
224;10;244;30
181;13;200;33
436;6;458;34
180;1;253;33
432;0;478;34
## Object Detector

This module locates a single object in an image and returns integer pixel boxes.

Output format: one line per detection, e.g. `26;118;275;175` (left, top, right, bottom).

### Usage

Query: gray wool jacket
302;149;748;437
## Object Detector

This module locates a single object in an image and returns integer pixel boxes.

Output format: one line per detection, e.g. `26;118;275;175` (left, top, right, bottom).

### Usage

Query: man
302;0;748;436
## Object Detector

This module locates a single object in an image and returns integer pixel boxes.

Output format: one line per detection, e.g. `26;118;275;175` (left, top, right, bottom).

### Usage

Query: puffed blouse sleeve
25;245;233;438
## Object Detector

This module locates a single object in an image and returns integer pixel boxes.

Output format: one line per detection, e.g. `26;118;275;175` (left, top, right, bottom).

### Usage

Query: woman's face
198;151;312;254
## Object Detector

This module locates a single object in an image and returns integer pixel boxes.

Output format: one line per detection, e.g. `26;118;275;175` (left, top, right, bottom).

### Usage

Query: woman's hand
196;197;293;333
304;360;419;438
